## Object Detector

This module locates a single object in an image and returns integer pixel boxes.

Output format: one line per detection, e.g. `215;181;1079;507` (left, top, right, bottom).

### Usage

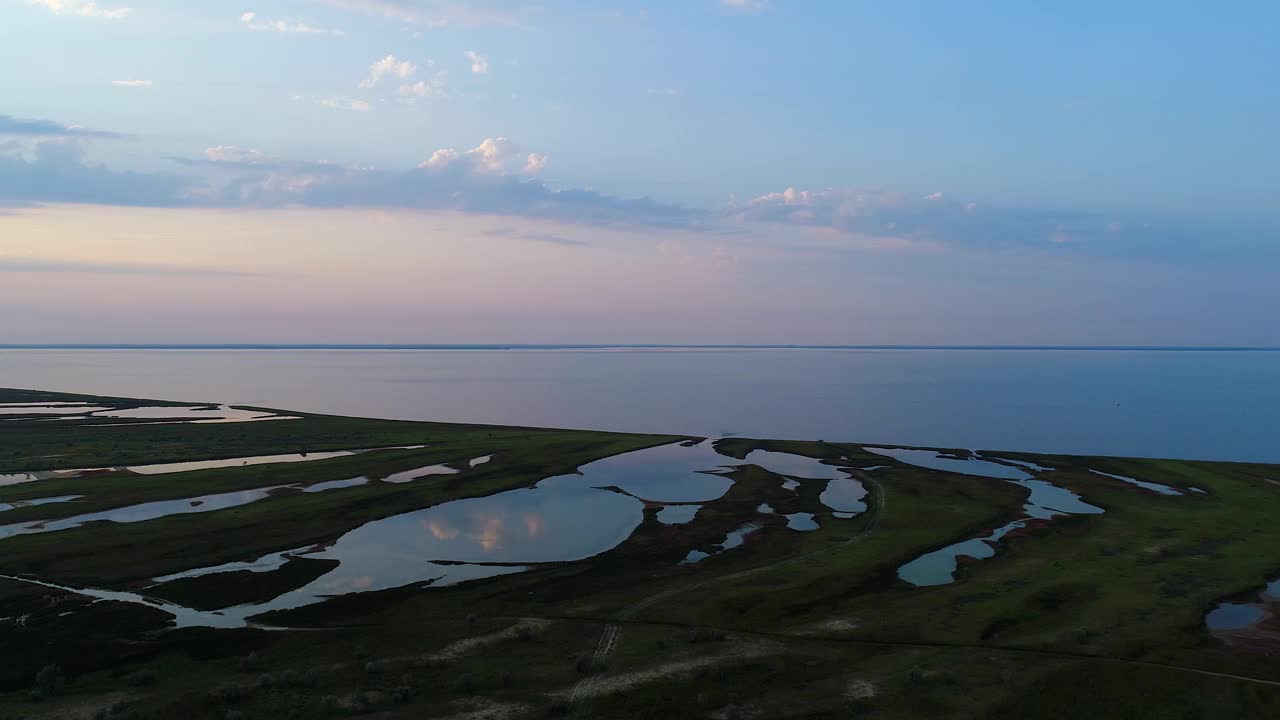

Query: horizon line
1;344;1278;352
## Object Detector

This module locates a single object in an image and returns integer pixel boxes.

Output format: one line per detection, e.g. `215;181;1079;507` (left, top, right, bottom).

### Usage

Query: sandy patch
437;698;528;720
845;678;877;701
563;638;782;699
25;691;132;720
788;617;859;635
435;618;551;660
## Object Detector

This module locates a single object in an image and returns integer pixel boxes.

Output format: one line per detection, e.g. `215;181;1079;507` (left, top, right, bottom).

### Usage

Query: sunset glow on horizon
3;1;1278;345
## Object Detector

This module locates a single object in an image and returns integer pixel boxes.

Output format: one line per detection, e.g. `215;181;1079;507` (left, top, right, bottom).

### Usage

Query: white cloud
731;185;1185;254
360;54;416;88
311;0;518;27
416;138;521;174
31;0;131;19
524;153;548;174
240;11;345;36
466;137;517;172
465;50;489;74
204;146;271;164
421;149;458;169
399;71;446;99
720;0;766;13
292;95;372;112
319;96;371;112
0;114;124;138
111;79;152;87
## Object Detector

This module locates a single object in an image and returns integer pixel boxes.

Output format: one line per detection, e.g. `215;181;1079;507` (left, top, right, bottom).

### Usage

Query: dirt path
561;469;1280;713
568;470;886;714
553;614;1280;695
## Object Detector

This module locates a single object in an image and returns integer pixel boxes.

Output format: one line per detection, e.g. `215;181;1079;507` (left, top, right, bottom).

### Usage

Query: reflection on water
1090;469;1182;496
820;477;867;513
148;486;641;623
865;447;1032;480
785;512;818;531
1206;603;1266;631
380;463;459;484
6;440;1103;626
0;470;91;487
982;456;1054;473
3;348;1278;462
682;522;762;564
7;445;429;481
314;486;639;565
136;441;751;625
0;402;98;407
1016;480;1104;516
656;505;700;525
152;548;307;583
1205;577;1280;632
742;450;844;479
0;486;292;539
0;455;489;538
0;495;82;513
880;446;1105;586
898;519;1028;587
129;450;362;476
538;441;734;503
741;449;870;517
9;441;888;627
0;573;257;630
88;405;297;424
0;405;109;416
304;477;370;493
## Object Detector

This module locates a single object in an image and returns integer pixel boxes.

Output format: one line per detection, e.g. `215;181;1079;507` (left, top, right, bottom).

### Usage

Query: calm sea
1;347;1277;463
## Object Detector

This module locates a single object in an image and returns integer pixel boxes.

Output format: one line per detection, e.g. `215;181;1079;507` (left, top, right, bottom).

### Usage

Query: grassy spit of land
1;389;1279;719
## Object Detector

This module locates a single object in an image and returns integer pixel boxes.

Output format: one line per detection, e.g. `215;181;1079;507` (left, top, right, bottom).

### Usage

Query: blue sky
1;0;1278;344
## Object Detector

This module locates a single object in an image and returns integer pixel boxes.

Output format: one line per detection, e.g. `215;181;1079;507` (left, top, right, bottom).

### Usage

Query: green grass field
1;388;1278;720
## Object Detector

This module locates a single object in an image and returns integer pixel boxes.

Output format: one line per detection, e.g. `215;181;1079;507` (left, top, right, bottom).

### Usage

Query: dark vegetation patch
3;391;1280;718
148;557;342;611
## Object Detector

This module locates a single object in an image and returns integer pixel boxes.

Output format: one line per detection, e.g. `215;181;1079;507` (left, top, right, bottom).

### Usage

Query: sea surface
1;347;1278;462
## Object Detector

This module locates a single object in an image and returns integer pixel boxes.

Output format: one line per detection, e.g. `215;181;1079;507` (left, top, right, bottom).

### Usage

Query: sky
1;0;1278;345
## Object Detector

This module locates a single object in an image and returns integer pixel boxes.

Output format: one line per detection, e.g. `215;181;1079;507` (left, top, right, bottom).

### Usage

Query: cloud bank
311;0;521;27
0;256;258;276
730;186;1230;258
1;113;1266;259
31;0;131;19
0;116;694;228
240;11;345;36
0;114;125;138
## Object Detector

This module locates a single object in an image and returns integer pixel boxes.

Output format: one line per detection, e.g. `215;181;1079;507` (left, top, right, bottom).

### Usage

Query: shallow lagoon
538;440;734;503
5;441;860;625
1;433;1216;628
3;445;429;481
1205;577;1280;631
876;446;1105;586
